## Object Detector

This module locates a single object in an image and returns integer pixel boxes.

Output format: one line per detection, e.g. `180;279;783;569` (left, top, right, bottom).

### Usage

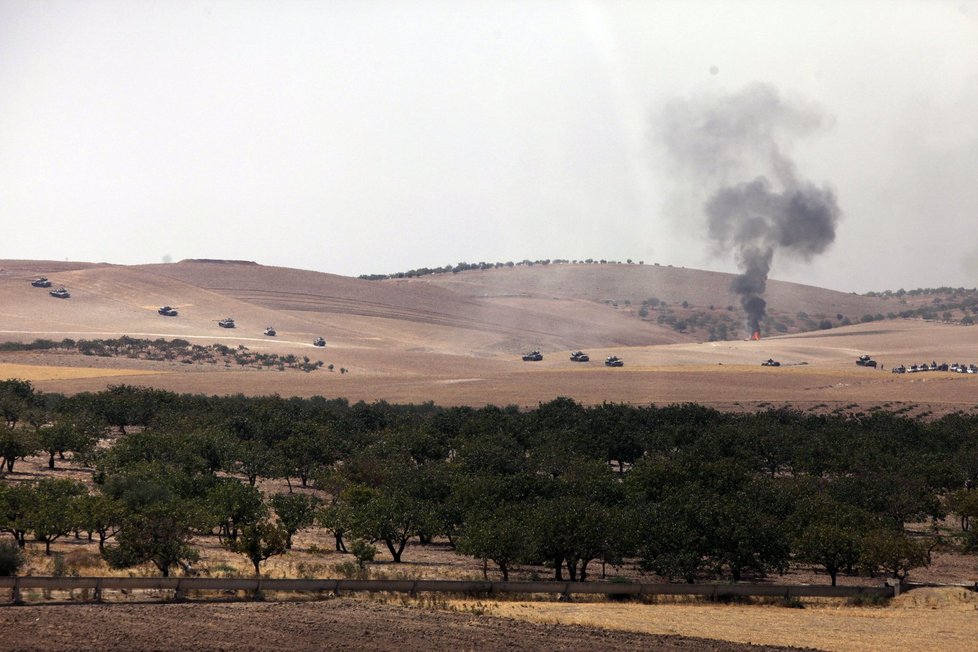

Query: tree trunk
580;559;591;582
385;538;404;563
565;559;578;582
48;450;56;469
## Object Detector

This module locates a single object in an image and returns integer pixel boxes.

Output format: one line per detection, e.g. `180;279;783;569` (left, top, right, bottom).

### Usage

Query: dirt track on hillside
0;599;805;652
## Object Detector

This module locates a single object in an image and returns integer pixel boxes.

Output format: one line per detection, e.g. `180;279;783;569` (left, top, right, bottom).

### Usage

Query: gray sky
2;0;976;293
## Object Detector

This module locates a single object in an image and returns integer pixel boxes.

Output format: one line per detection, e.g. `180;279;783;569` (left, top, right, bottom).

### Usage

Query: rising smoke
659;83;841;335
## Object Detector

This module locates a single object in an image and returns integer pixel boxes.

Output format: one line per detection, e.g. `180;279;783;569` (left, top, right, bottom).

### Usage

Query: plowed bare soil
0;599;805;651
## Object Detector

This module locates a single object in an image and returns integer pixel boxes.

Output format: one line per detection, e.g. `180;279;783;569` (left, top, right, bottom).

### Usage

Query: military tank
313;337;326;347
604;355;623;367
49;287;70;299
218;317;236;328
31;277;52;288
264;326;277;336
570;351;590;362
522;350;543;362
158;306;178;316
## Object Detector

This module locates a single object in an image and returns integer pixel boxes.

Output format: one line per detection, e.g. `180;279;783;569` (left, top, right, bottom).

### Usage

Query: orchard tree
0;482;33;547
27;478;87;555
270;492;319;549
456;506;531;581
227;519;289;577
0;425;38;473
0;379;35;429
37;417;100;470
77;493;125;552
102;502;200;577
859;529;931;581
203;479;266;543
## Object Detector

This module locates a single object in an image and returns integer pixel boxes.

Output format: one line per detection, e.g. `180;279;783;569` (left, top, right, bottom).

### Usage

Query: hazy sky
2;0;976;292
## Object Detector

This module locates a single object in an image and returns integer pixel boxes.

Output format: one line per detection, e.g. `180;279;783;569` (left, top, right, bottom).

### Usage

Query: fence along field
1;576;897;605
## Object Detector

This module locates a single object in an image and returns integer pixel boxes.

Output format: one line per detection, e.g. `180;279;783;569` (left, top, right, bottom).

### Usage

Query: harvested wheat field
482;587;978;652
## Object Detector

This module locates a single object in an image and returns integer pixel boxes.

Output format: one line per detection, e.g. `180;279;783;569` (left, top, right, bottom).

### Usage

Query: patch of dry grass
476;589;978;652
0;362;161;381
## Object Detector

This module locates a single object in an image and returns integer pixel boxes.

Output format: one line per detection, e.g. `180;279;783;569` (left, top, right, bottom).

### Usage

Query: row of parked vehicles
522;351;624;366
891;362;978;374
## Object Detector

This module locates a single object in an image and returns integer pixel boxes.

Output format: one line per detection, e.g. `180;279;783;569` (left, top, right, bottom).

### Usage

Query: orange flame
751;330;761;341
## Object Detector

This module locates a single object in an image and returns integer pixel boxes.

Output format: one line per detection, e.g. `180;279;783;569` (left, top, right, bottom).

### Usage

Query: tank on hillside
570;351;590;362
158;305;178;316
49;286;70;299
761;358;781;367
31;277;52;288
605;355;624;367
218;317;235;328
522;350;543;362
264;326;276;336
313;337;326;347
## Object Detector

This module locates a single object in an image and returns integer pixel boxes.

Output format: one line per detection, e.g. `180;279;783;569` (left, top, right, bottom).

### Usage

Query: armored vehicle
570;351;590;362
218;317;236;328
522;350;543;362
49;287;70;299
158;305;178;316
761;358;781;367
605;355;624;367
264;326;277;336
313;337;326;347
31;277;52;288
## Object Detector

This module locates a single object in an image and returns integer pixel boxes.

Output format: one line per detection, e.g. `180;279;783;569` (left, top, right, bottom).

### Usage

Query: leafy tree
102;502;200;577
859;529;930;580
77;493;125;552
0;482;33;547
27;478;87;555
227;519;289;576
794;521;863;586
0;425;38;473
270;492;319;549
0;379;35;429
350;539;377;569
37;417;101;470
337;484;420;563
0;539;25;576
203;479;266;543
456;506;531;581
947;488;978;531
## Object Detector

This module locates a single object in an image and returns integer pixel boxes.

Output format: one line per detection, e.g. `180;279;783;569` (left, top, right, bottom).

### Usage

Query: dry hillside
2;258;978;413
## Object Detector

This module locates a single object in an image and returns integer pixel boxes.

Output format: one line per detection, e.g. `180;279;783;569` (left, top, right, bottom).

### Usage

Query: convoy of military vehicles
28;278;329;343
22;276;978;374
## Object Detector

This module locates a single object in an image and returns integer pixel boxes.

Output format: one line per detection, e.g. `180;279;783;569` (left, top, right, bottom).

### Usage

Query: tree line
2;381;977;584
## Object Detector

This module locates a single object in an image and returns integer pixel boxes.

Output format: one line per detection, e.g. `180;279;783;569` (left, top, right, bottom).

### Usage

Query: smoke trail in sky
659;83;841;335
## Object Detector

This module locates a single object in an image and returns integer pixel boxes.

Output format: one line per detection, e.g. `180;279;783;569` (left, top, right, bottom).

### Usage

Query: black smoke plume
660;83;841;335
